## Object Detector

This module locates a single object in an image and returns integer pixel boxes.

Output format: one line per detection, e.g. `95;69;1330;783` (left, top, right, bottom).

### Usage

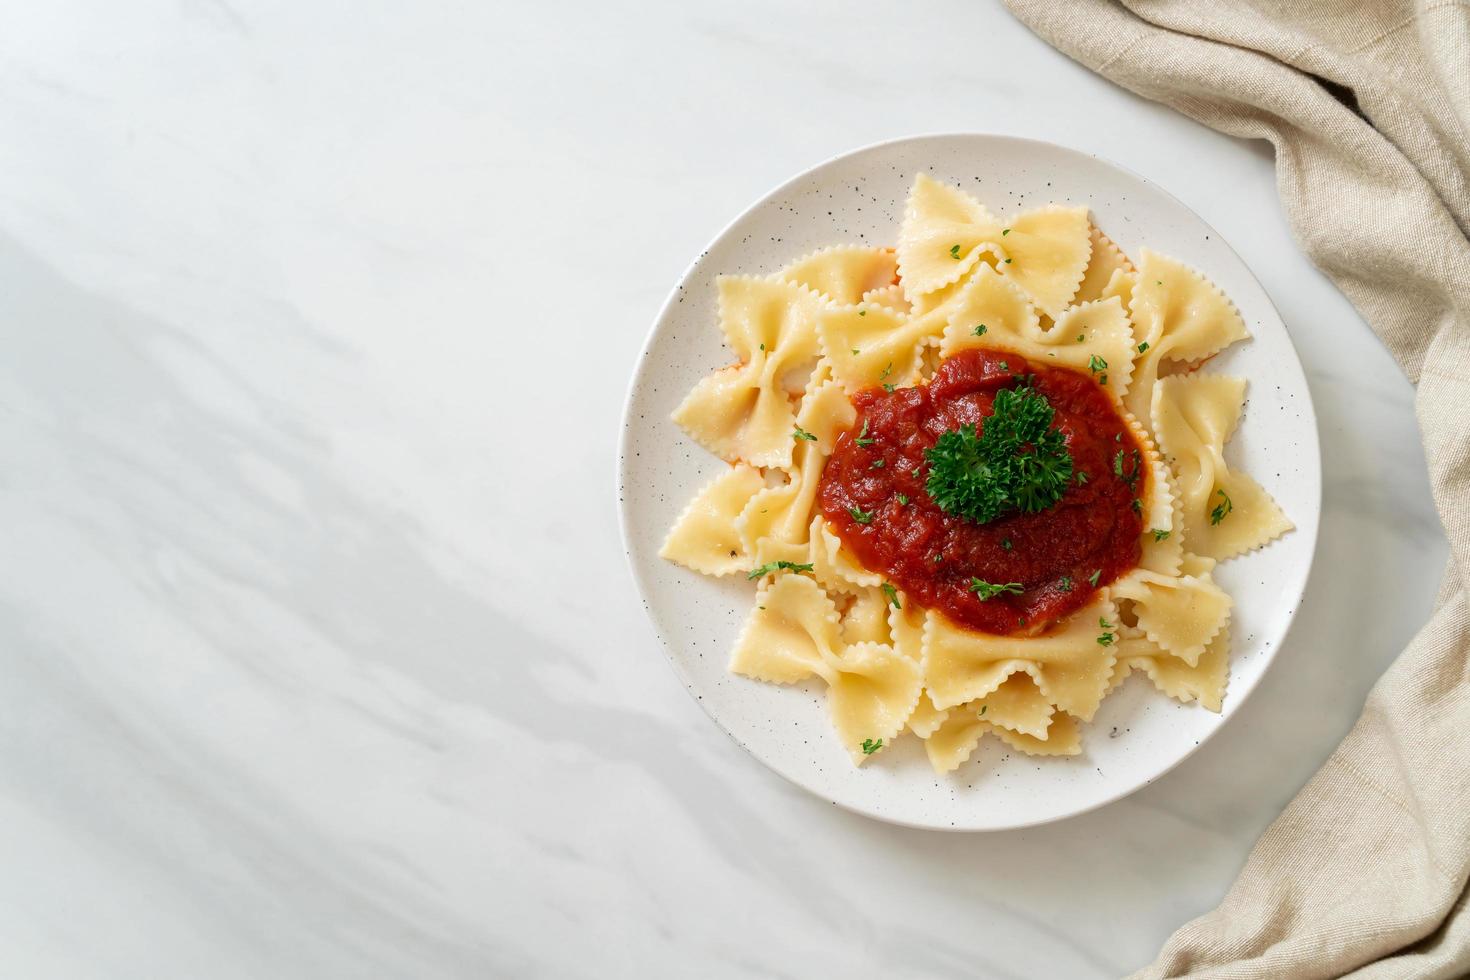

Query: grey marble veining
0;2;1446;977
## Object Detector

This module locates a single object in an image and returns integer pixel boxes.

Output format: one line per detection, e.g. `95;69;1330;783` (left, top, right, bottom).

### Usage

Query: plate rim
616;131;1323;831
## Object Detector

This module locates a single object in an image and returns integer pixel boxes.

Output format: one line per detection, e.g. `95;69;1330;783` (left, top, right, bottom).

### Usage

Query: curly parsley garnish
969;579;1024;600
1210;487;1233;525
924;383;1073;524
881;583;901;609
747;560;814;581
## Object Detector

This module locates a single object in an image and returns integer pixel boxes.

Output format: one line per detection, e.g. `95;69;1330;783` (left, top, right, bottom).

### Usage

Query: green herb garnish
896;493;910;506
1088;569;1101;587
924;384;1073;524
848;506;874;525
1137;341;1150;353
1088;354;1107;374
1076;334;1085;343
1151;528;1170;542
1003;258;1013;264
793;425;817;441
1210;488;1233;525
747;560;815;581
1001;538;1013;551
969;579;1024;600
1097;617;1116;647
881;583;901;609
1002;228;1010;237
862;738;883;755
949;244;962;259
974;323;988;336
854;420;876;447
1058;575;1073;592
871;458;885;469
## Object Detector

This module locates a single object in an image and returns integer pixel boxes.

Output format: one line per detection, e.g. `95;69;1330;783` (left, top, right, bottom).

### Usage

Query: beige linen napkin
1002;1;1470;976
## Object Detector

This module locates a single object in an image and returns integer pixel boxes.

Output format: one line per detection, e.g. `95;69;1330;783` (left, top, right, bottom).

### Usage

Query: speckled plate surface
617;134;1320;831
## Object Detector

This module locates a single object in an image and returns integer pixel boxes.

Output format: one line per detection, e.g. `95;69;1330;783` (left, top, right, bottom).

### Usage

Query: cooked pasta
664;173;1290;774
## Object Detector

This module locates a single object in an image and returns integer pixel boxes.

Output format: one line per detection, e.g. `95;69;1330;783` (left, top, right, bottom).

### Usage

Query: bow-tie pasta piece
938;268;1135;399
816;302;933;394
989;711;1082;756
737;439;824;562
659;464;768;576
1073;225;1135;306
1152;374;1293;560
907;690;951;739
995;205;1093;318
973;671;1055;740
794;373;857;455
922;595;1119;721
1110;566;1231;666
1112;622;1230;711
672;277;824;468
826;641;924;765
730;572;843;684
896;173;1005;300
923;702;991;774
780;245;898;305
1124;249;1250;431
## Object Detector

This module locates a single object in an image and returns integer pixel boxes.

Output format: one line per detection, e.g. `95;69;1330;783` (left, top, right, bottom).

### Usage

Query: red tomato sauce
818;348;1145;635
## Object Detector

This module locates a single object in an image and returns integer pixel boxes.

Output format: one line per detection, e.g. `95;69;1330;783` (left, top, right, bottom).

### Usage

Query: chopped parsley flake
1089;569;1101;587
924;383;1073;524
1088;354;1108;374
1132;497;1143;515
896;492;910;505
974;323;988;336
1151;528;1170;542
1001;538;1013;551
1210;487;1234;525
1097;617;1116;646
848;506;874;525
857;310;867;317
949;244;962;259
969;578;1024;600
881;583;901;609
747;560;815;580
870;458;885;469
793;425;817;441
1002;228;1011;236
854;421;876;447
861;738;883;755
882;383;896;393
1076;471;1089;485
1076;334;1085;343
1137;341;1150;353
1058;575;1073;592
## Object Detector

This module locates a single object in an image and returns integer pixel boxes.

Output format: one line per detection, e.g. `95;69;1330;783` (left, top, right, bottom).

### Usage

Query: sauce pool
817;348;1145;635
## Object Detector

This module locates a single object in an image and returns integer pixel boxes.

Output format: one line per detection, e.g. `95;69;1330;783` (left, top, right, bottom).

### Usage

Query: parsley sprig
747;560;814;581
924;383;1073;524
1210;487;1233;525
969;579;1024;600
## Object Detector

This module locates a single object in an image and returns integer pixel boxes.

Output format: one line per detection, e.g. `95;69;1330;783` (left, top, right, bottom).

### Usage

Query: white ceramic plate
618;134;1320;831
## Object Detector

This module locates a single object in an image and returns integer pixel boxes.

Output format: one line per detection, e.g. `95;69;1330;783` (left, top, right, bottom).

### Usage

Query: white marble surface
0;2;1447;977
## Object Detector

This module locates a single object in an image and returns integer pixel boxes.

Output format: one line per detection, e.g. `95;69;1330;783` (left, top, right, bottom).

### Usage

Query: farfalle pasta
664;173;1291;774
